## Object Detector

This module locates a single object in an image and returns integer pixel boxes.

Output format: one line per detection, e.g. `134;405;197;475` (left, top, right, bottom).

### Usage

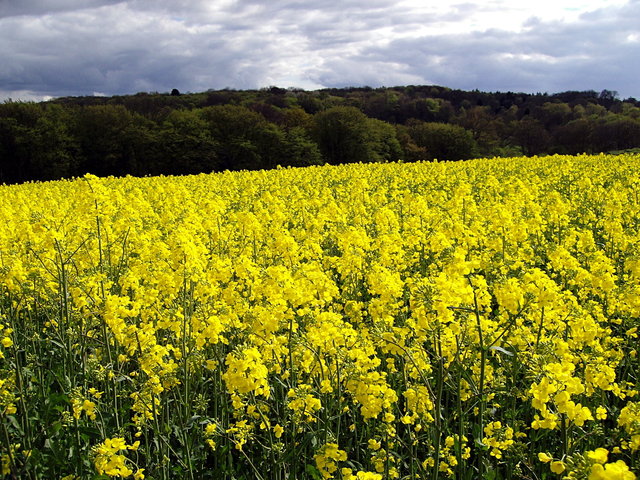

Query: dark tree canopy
403;121;479;161
313;106;401;165
1;84;639;184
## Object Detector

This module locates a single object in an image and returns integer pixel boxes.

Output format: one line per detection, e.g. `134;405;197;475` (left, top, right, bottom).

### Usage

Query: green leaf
7;415;24;435
305;464;322;480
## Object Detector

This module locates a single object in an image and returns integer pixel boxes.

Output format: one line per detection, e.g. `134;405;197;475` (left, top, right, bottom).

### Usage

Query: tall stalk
472;286;487;479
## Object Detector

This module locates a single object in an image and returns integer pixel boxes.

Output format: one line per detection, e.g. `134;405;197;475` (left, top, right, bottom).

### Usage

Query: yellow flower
587;448;609;465
315;443;347;479
88;388;104;399
128;441;140;451
538;452;553;463
355;472;383;480
368;439;381;451
589;460;636;480
93;437;136;477
320;379;334;393
550;461;566;474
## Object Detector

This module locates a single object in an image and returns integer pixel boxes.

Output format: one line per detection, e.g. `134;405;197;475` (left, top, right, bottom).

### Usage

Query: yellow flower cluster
314;442;348;479
483;421;515;458
542;448;637;480
341;470;383;480
618;402;640;451
1;154;640;477
0;374;17;416
92;437;141;478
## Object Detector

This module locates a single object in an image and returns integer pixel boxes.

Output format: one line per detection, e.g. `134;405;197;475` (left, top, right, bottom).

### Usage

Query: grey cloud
0;0;122;18
310;1;640;98
1;0;466;98
1;2;263;96
1;0;639;100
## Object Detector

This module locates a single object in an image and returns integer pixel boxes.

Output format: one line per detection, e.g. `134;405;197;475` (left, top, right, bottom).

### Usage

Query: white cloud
0;0;638;100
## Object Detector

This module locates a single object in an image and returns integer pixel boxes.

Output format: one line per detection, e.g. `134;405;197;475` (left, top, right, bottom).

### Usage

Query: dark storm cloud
0;1;278;97
0;0;638;100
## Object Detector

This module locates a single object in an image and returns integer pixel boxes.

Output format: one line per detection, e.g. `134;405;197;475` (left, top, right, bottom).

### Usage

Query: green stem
472;285;486;479
1;417;17;478
561;413;568;458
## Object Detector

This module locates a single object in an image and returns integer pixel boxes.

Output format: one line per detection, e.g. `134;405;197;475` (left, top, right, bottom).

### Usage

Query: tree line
1;85;639;184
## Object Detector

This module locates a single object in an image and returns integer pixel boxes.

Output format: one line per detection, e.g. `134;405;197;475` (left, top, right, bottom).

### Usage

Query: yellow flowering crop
1;154;639;478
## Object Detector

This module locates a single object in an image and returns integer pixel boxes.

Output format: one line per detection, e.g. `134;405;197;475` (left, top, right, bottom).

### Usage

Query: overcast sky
1;0;639;101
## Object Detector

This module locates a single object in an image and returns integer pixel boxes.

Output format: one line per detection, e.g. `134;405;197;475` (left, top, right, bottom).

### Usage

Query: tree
553;119;594;154
598;89;619;108
73;105;153;177
282;127;323;167
297;93;323;114
396;125;428;162
278;108;323;167
511;118;551;156
454;106;501;155
159;109;219;175
280;108;315;130
534;102;572;130
200;105;288;170
0;102;77;182
404;121;479;161
28;104;80;180
592;116;640;152
0;116;22;183
366;117;403;163
313;106;401;164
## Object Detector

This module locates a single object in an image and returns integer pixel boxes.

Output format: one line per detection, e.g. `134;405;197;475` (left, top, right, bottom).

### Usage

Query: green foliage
553;119;594;154
160;109;219;175
511;118;551;156
28;105;80;181
74;105;148;176
592;116;640;152
404;121;479;161
200;105;283;170
313;106;401;164
282;127;324;167
1;85;640;184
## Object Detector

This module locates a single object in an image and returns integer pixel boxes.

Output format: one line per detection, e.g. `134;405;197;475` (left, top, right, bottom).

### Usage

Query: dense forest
1;85;639;184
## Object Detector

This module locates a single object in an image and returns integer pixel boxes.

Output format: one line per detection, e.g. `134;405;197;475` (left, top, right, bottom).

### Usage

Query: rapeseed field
1;154;639;479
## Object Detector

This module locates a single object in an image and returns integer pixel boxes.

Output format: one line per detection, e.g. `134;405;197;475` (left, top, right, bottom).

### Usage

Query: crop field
1;154;640;479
